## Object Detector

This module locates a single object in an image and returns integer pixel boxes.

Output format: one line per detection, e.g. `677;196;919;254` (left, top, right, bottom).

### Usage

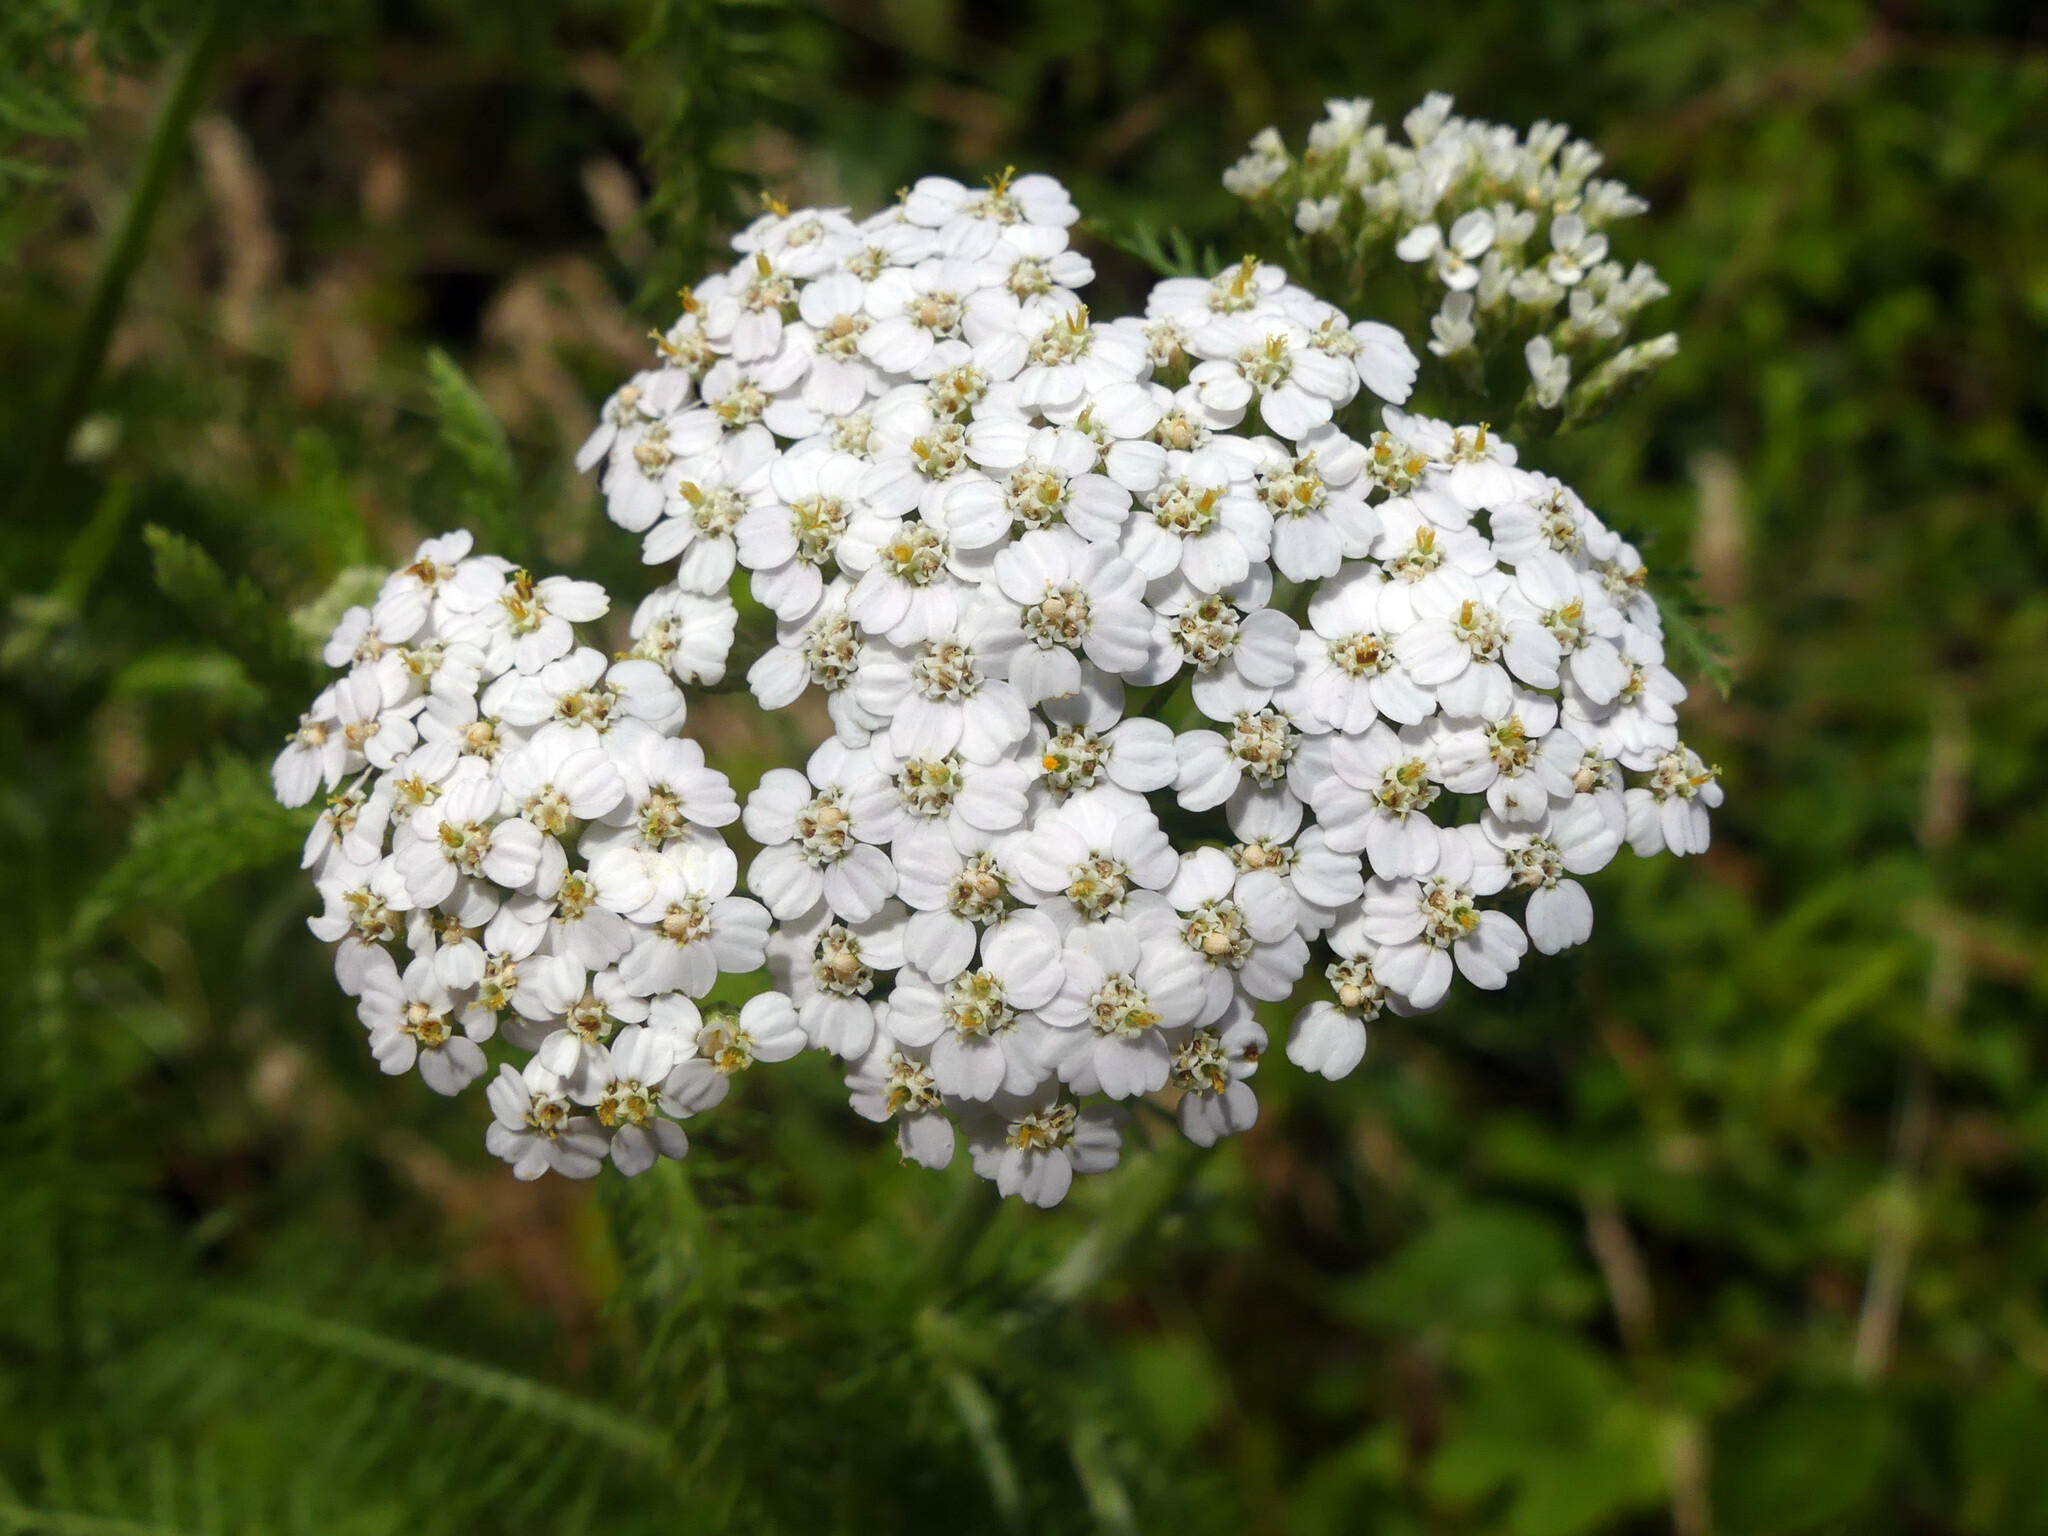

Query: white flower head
291;161;1716;1201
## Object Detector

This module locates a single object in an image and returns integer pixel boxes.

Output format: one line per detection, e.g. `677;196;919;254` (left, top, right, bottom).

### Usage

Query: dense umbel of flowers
280;168;1720;1207
1224;93;1679;429
274;531;794;1180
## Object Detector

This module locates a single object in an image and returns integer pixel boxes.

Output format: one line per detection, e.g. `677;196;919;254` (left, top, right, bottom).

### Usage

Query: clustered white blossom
274;530;797;1181
1226;94;1678;429
281;165;1721;1209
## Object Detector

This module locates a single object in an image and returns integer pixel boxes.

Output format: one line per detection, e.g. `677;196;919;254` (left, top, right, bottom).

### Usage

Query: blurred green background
4;2;2047;1532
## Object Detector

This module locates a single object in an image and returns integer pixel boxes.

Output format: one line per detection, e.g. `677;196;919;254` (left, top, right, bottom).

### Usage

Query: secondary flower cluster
274;530;796;1182
1225;94;1678;430
553;170;1720;1206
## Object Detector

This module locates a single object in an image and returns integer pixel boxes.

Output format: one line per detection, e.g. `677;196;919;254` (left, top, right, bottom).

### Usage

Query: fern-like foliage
70;753;309;945
624;0;804;312
1086;219;1221;280
423;350;525;564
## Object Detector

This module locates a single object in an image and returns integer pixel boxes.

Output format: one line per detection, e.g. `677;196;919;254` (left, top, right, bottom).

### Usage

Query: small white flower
616;839;771;998
396;774;544;907
1430;693;1582;824
273;692;348;808
1222;128;1290;196
324;604;410;670
1147;256;1287;332
700;343;809;434
1396;209;1495;290
1253;431;1379;582
845;1027;957;1169
743;755;898;922
485;1060;607;1180
643;432;775;591
1357;849;1527;1008
1173;707;1310;838
577;368;689;474
894;840;1018;981
1624;744;1722;857
354;950;490;1095
992;224;1093;310
577;1025;690;1175
768;901;908;1057
496;728;626;850
1466;800;1620;953
1392;569;1561;721
1545;213;1610;287
1167;846;1309;1018
486;646;683;737
737;449;865;621
1232;827;1362;928
1525;334;1571;408
1295;194;1341;233
597;403;721;533
1192;314;1359;439
859;257;1004;374
1032;717;1178;802
1290;564;1433;732
1429;291;1476;359
1563;653;1687;767
699;249;807;361
307;855;414;957
747;579;877;740
965;1090;1125;1208
626;584;738;688
457;569;610;677
520;957;648;1072
841;513;963;644
331;661;425;773
374;529;510;638
1302;720;1445;878
1286;915;1389;1080
887;911;1065;1100
1035;909;1207;1098
1007;304;1147;411
950;422;1132;546
1154;584;1301;722
901;171;1078;258
590;724;738;852
657;992;806;1116
846;743;1032;854
1500;553;1629;705
851;602;1030;765
990;530;1152;706
1171;1001;1267;1146
303;779;374;874
1005;791;1179;925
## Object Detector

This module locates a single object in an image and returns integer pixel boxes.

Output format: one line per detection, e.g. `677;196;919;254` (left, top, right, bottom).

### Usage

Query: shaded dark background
3;2;2047;1532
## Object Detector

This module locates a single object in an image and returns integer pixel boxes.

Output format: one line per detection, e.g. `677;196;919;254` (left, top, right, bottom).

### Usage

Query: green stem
915;1172;1002;1298
1138;674;1189;722
37;955;78;1383
12;3;229;520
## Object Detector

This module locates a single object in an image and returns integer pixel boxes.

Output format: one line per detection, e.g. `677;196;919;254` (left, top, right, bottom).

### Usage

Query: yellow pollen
1042;754;1061;771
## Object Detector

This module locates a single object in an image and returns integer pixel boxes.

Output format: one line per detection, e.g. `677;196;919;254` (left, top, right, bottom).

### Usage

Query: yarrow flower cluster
1225;94;1678;430
280;163;1721;1209
274;530;795;1181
